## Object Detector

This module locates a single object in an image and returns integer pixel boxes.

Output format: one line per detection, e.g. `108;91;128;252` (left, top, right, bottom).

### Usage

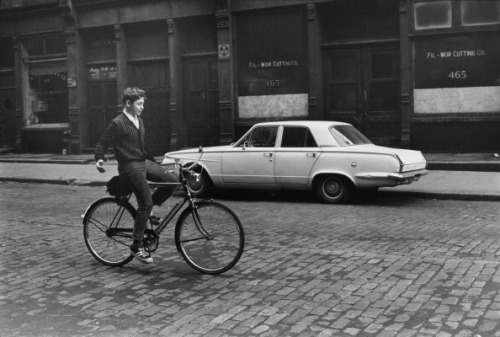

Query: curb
427;161;500;172
377;190;500;202
0;177;106;187
0;159;92;164
2;177;499;202
1;159;499;172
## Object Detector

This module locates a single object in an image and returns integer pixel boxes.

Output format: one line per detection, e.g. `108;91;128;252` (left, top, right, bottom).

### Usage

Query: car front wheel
187;170;212;197
315;175;353;204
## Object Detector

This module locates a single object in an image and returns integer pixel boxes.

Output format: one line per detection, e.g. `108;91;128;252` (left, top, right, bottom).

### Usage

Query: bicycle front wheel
83;198;136;266
175;201;244;275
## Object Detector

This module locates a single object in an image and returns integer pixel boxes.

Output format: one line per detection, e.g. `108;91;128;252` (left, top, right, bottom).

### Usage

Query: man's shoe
130;247;153;264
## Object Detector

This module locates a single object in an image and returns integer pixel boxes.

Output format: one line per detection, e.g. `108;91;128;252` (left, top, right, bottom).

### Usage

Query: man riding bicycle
94;87;177;264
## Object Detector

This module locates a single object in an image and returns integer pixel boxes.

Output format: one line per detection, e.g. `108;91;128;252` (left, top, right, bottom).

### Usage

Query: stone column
13;37;22;151
307;3;322;120
168;18;185;150
399;0;411;148
216;0;234;144
65;28;80;154
115;24;127;112
60;0;86;153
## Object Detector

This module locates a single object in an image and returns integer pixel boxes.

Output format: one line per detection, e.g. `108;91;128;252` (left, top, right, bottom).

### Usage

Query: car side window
281;127;318;148
242;126;278;147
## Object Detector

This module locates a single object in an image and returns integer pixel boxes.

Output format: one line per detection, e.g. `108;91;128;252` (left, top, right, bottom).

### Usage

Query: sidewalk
0;152;499;201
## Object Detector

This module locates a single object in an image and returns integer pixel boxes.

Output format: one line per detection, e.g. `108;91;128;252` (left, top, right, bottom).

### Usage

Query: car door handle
263;153;273;157
307;153;316;157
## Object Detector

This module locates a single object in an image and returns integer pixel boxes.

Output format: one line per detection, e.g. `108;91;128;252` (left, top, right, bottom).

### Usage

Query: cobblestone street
1;181;500;337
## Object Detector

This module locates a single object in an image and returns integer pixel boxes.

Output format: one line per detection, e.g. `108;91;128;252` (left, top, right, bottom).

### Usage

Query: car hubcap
188;176;203;193
325;179;341;197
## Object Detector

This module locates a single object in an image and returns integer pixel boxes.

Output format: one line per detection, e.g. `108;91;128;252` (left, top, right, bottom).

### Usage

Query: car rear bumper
388;170;429;185
354;169;429;187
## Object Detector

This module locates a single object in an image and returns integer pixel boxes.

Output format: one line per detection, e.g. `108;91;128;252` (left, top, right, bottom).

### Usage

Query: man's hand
96;159;106;173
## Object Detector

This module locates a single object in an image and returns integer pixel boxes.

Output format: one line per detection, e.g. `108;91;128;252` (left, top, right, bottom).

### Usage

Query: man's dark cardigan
95;112;155;163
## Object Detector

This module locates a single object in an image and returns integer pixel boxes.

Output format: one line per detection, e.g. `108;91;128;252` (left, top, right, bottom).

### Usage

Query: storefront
0;37;16;149
1;0;499;154
410;0;500;151
317;0;402;146
0;1;72;153
20;34;70;152
235;8;309;138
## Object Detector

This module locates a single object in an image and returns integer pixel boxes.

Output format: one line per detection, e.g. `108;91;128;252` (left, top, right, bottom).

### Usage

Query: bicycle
81;156;245;275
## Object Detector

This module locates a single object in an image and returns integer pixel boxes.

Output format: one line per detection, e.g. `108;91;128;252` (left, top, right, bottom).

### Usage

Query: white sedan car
163;121;428;203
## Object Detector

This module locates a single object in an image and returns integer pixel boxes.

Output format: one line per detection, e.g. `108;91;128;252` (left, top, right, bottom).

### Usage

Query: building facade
0;0;499;154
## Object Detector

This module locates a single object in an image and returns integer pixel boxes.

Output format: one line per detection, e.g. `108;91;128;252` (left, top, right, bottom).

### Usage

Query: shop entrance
183;57;219;147
325;46;400;146
128;60;170;155
0;89;16;148
88;81;117;147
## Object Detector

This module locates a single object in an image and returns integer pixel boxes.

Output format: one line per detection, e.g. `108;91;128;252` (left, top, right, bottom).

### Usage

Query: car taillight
395;155;403;173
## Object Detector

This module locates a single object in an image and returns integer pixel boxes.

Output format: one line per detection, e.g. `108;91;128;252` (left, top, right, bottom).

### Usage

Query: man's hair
121;87;146;105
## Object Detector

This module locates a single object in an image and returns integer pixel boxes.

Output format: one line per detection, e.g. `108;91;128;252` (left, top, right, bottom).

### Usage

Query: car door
222;126;278;184
274;126;320;185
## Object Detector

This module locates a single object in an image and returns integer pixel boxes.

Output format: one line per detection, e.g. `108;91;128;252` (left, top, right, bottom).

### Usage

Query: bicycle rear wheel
83;198;136;266
175;201;244;275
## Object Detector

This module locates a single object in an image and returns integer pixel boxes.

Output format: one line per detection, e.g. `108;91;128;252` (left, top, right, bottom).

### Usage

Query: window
461;1;500;26
328;52;358;113
28;71;68;124
331;125;372;146
22;34;68;125
414;0;500;31
24;35;66;57
371;53;394;80
321;0;399;41
414;1;452;30
236;9;308;97
0;38;14;68
241;126;278;147
281;127;317;147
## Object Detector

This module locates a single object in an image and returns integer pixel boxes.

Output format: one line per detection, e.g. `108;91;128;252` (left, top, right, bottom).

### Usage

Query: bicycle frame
83;146;244;273
153;191;215;240
153;194;187;234
82;150;214;247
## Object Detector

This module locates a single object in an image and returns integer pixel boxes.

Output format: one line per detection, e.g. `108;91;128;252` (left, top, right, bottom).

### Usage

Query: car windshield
330;125;372;146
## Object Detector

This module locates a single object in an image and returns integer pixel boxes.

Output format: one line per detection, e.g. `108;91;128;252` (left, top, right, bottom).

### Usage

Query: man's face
127;97;145;117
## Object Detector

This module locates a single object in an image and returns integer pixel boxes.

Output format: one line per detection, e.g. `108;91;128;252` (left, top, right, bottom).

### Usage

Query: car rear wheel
315;175;353;204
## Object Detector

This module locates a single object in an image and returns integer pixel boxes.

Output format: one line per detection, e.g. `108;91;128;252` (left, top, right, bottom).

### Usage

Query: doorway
0;89;16;147
129;60;170;155
325;46;400;146
88;81;117;147
183;57;219;147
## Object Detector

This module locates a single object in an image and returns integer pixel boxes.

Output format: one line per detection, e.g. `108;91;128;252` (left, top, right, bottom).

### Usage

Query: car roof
248;121;354;146
254;120;351;127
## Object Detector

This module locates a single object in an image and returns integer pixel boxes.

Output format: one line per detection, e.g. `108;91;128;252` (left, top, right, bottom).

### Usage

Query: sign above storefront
88;66;117;80
248;60;299;69
89;39;115;49
236;10;308;98
414;34;500;89
414;33;500;114
236;9;308;118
